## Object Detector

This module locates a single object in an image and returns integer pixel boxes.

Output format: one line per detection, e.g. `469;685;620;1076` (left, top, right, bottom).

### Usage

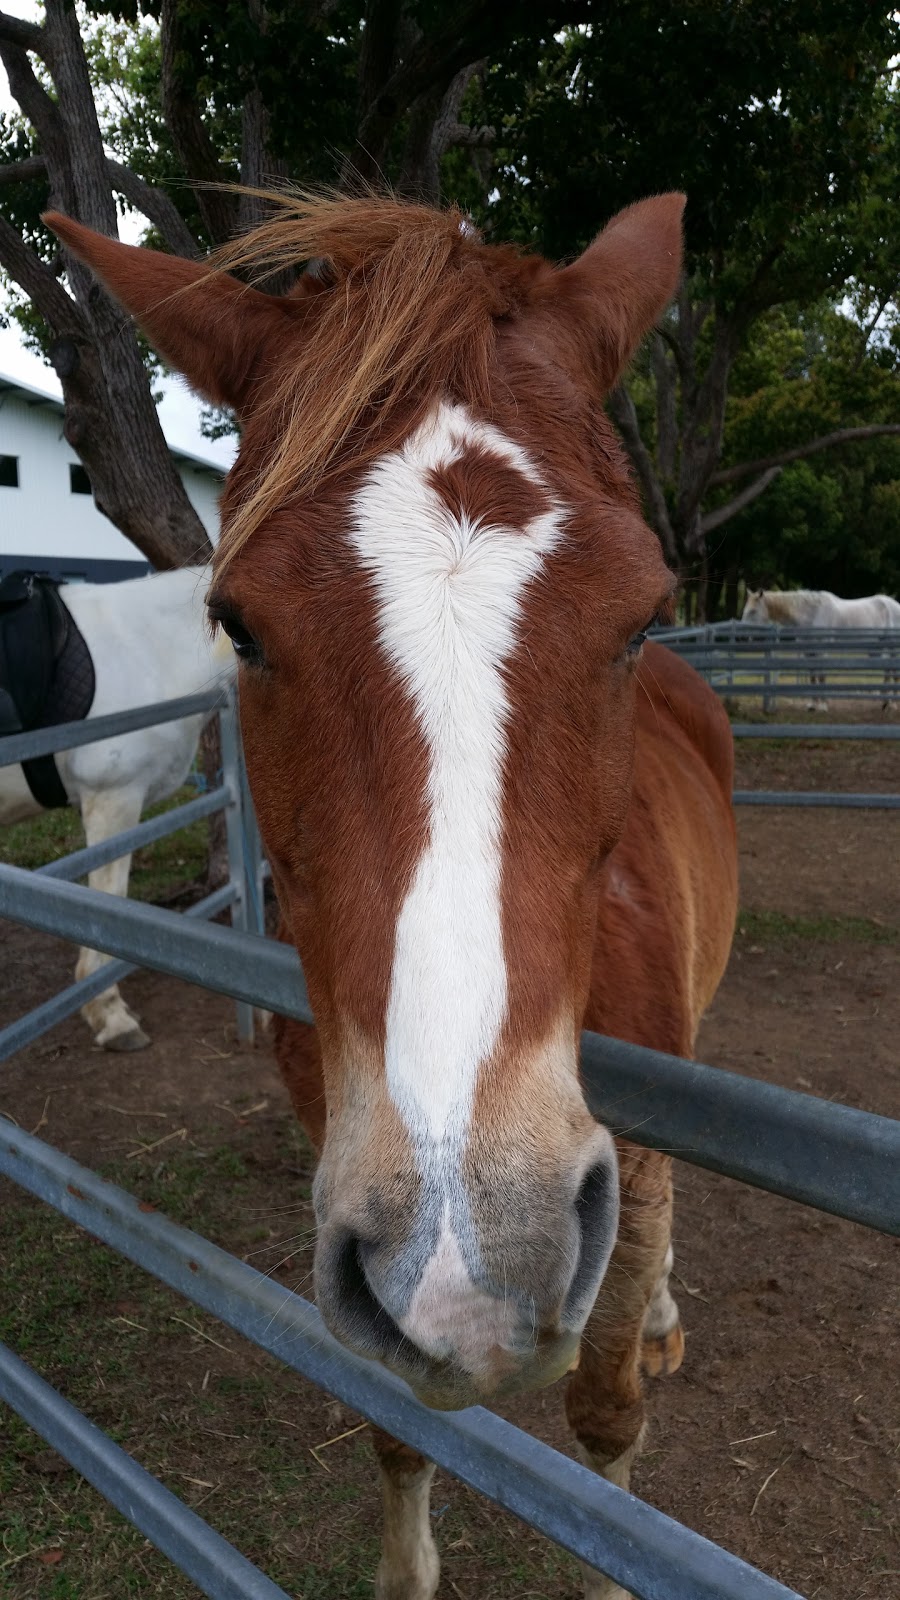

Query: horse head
741;588;769;622
48;192;682;1407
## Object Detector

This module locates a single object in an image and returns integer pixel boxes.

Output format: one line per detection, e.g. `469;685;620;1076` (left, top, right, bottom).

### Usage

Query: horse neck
765;590;822;624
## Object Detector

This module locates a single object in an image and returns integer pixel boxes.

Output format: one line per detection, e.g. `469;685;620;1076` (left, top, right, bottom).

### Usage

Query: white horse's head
741;588;769;622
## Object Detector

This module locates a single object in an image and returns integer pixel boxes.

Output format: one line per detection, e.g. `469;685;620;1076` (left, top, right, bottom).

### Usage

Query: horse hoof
642;1322;685;1377
104;1026;151;1053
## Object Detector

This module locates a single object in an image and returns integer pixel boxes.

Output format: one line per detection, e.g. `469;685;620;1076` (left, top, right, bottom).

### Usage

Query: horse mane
210;188;545;571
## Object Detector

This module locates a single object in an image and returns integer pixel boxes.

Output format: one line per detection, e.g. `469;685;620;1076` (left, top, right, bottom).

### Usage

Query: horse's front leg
566;1148;678;1600
75;784;150;1051
370;1428;439;1600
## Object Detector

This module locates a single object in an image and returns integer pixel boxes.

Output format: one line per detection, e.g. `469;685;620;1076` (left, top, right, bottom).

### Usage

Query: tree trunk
694;552;710;624
0;3;212;572
724;563;740;621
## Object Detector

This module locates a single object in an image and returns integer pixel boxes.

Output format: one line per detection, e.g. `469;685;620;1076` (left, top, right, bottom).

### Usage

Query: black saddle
0;571;96;809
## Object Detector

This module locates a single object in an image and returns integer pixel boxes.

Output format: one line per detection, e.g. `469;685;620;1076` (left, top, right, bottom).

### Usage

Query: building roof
0;369;227;480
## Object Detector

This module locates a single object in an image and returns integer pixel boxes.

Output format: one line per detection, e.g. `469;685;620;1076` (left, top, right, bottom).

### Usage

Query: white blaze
349;401;563;1143
400;1205;520;1370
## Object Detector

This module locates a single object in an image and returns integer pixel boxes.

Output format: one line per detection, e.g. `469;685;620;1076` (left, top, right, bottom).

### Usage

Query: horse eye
626;610;664;657
210;608;264;665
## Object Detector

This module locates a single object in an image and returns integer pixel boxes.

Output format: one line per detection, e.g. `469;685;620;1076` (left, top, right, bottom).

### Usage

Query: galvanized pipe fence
655;624;900;807
0;685;267;1053
1;680;899;1599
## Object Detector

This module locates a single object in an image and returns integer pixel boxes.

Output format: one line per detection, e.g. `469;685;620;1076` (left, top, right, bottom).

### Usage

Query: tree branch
700;467;782;534
0;151;200;259
448;121;494;147
41;0;116;237
105;161;200;259
0;155;47;185
0;210;84;334
608;383;677;565
399;59;485;201
649;331;677;483
0;10;45;54
160;0;237;245
852;294;895;373
0;38;68;165
711;426;900;487
356;1;586;177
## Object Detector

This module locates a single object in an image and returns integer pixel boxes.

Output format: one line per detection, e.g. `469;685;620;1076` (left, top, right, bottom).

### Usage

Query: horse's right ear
43;213;299;416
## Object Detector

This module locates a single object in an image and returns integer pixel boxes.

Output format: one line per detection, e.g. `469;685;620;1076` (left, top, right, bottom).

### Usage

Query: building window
69;463;92;495
0;455;19;487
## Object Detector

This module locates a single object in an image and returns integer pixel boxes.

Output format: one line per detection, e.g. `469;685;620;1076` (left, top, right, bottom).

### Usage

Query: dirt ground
0;736;898;1599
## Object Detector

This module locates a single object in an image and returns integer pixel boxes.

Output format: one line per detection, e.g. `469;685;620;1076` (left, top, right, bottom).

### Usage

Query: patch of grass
738;908;899;945
0;1135;371;1599
0;787;208;901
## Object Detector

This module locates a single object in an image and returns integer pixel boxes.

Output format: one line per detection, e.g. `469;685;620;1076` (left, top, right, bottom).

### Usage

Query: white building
0;371;225;583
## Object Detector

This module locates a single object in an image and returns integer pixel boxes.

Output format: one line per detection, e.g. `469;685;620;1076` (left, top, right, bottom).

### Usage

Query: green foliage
481;2;899;307
83;0;362;211
709;300;900;599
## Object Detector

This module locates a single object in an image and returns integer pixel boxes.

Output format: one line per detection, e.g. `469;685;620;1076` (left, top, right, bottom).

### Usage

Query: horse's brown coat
47;191;738;1598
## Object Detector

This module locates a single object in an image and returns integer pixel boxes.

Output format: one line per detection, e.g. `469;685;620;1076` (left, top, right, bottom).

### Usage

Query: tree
701;300;900;613
477;2;900;611
0;0;215;567
0;0;581;569
2;1;899;600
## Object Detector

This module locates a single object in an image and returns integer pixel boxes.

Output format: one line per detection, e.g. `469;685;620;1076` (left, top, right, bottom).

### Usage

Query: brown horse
47;192;738;1600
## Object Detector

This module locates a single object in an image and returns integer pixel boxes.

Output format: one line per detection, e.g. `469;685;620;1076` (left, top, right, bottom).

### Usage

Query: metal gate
1;691;898;1600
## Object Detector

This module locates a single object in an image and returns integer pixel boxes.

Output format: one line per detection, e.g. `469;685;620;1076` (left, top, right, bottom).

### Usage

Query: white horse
742;588;900;627
0;566;234;1051
741;587;900;709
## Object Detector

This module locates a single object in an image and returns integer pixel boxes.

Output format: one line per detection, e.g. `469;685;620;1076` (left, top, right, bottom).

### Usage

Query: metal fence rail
733;790;899;808
730;724;900;739
2;680;898;1599
0;883;237;1062
0;683;265;1044
656;624;900;709
0;687;225;767
654;622;900;645
2;860;898;1235
0;1124;803;1600
658;633;900;807
37;785;232;881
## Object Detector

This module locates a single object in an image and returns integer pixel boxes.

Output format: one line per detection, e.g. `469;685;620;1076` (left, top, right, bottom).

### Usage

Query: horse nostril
331;1234;396;1343
564;1153;620;1324
323;1232;429;1374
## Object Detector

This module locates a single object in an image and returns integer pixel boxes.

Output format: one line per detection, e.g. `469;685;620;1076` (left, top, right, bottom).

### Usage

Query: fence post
762;625;776;714
218;685;256;1044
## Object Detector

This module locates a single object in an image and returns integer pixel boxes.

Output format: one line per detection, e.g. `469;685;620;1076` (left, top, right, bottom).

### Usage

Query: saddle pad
0;572;96;808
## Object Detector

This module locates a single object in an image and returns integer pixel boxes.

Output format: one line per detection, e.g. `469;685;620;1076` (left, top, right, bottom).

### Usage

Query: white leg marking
350;401;564;1145
76;785;149;1049
576;1436;645;1600
375;1460;439;1600
642;1242;679;1341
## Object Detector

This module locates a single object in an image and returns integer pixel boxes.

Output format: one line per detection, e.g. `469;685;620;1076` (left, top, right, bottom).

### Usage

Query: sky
0;0;236;469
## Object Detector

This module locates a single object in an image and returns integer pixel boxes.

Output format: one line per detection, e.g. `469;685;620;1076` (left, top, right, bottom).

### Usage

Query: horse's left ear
43;212;300;416
538;193;685;394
